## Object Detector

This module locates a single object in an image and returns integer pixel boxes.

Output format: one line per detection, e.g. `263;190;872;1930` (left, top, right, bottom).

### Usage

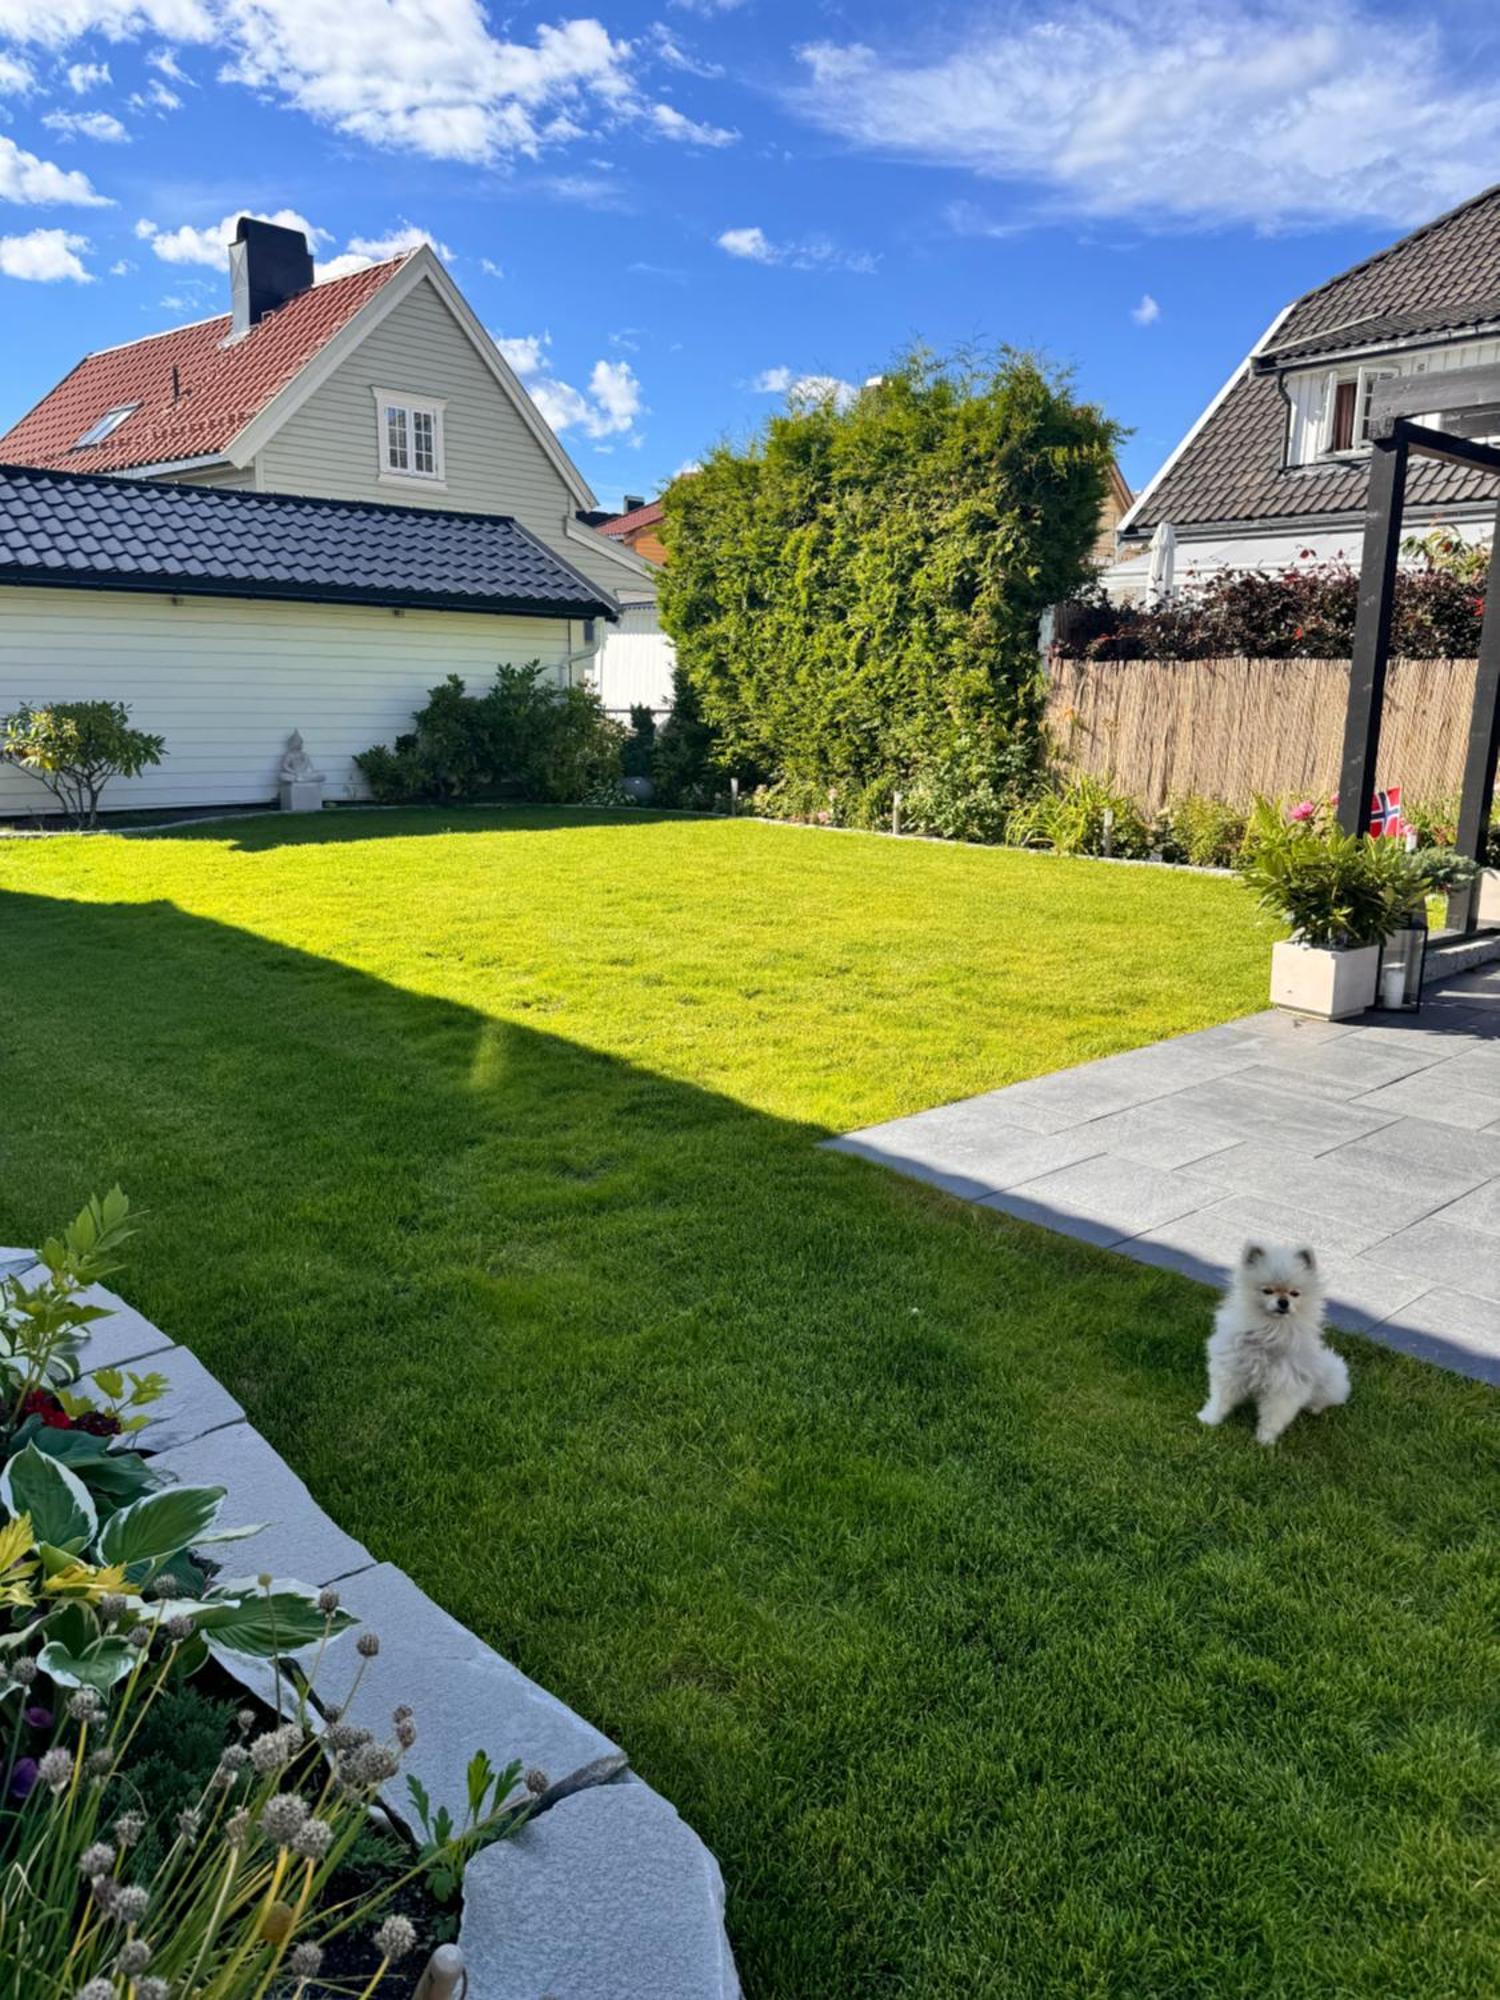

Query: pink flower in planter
1288;800;1317;822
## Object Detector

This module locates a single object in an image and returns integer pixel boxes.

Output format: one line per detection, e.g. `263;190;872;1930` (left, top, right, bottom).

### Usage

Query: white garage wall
592;600;677;716
0;585;577;818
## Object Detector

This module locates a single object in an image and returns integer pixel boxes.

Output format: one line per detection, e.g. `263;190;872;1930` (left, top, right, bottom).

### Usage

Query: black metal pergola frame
1337;362;1500;932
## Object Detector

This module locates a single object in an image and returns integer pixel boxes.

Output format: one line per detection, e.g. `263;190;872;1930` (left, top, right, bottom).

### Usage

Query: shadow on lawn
2;883;1496;1999
136;803;707;854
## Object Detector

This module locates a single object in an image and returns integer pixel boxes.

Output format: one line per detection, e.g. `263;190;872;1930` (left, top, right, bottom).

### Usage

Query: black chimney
622;493;646;513
229;216;314;339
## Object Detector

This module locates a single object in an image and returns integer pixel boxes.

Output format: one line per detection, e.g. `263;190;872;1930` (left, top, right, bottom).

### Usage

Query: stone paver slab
150;1422;375;1587
1362;1216;1500;1301
1350;1069;1500;1131
1167;1075;1397;1154
827;1116;1106;1200
1328;1117;1500;1188
460;1784;740;2000
1183;1142;1483;1234
1044;1101;1240;1171
979;1154;1207;1247
1365;1288;1500;1384
83;1343;243;1451
1237;1038;1446;1096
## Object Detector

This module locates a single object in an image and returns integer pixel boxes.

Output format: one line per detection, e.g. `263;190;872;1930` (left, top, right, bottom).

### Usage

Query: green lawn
1;809;1495;1998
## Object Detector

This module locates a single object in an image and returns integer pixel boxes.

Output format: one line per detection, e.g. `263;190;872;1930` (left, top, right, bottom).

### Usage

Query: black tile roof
0;463;619;620
1128;184;1500;540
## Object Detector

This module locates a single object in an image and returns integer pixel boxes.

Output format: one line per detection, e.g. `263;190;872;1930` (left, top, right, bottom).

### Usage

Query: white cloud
669;0;744;14
135;206;325;265
493;329;644;438
647;25;723;78
0;2;213;42
716;223;875;272
1131;292;1160;325
44;108;130;140
0;52;35;91
148;45;192;80
793;4;1500;230
650;101;735;146
717;224;773;262
315;222;452;281
140;77;181;108
109;255;132;273
752;366;859;410
66;60;111;91
0;134;110;204
0;227;92;281
480;255;504;277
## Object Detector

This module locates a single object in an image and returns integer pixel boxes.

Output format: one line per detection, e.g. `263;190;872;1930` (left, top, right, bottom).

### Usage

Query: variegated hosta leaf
191;1580;358;1659
37;1637;139;1694
0;1444;95;1553
97;1484;228;1569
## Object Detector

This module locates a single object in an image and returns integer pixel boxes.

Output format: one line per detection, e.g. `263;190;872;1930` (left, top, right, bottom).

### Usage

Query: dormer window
71;403;139;450
1322;365;1397;457
374;388;446;486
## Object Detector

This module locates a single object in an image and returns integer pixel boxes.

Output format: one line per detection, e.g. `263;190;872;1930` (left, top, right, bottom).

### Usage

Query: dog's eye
1288;1290;1299;1299
1262;1286;1275;1295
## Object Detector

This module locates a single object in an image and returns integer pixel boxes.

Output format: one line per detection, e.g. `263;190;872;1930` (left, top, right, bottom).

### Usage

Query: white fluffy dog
1198;1242;1349;1446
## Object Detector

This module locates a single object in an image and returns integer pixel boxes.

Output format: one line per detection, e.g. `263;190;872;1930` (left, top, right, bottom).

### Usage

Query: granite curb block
3;1259;740;1998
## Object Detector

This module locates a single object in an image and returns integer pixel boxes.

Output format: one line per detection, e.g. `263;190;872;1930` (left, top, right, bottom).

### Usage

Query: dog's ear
1242;1242;1265;1268
1295;1246;1317;1272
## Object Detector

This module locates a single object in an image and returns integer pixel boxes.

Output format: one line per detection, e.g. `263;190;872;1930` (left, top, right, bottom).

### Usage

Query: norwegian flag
1369;786;1405;838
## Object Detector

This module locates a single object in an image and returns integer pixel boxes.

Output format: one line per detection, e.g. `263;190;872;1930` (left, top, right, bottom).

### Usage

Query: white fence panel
595;602;676;716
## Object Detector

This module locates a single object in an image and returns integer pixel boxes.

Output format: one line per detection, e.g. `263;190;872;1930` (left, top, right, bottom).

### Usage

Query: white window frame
372;387;447;488
71;403;140;450
1319;363;1398;460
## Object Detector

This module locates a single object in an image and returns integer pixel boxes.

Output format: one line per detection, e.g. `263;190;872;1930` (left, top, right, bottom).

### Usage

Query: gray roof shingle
1128;184;1500;540
0;463;618;620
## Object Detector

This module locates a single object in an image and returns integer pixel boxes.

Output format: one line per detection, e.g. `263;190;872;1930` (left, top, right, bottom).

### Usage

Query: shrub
659;349;1119;796
622;705;657;781
1056;544;1488;662
1;700;165;829
1162;793;1249;868
1238;819;1429;948
1004;771;1152;858
651;662;728;809
354;665;622;805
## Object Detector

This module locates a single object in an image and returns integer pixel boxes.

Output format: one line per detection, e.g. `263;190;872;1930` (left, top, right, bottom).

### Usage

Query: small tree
1;700;166;829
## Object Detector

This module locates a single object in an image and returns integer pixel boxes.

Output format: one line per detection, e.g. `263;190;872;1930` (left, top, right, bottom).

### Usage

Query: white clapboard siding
255;276;646;608
593;601;677;715
0;585;577;817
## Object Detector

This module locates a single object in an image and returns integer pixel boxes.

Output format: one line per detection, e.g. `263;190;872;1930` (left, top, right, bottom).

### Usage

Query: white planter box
1269;939;1380;1019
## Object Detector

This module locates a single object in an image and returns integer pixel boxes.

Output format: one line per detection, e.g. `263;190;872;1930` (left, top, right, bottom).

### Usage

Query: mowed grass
0;809;1495;1998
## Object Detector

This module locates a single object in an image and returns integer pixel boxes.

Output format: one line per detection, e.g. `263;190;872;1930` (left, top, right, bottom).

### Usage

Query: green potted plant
1239;804;1430;1018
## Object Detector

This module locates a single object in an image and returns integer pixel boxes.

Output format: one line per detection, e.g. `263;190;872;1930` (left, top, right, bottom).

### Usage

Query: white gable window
373;388;446;486
1321;364;1398;457
71;403;139;450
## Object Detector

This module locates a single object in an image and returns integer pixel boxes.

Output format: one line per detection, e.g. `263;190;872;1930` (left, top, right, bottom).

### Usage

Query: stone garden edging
0;1251;741;1999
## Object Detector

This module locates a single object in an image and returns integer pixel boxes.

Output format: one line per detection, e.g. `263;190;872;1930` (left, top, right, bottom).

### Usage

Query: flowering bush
1056;545;1488;661
1237;802;1431;948
0;1196;529;1994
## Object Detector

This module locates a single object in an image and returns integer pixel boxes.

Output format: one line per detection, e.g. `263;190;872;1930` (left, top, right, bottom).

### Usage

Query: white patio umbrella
1145;520;1176;608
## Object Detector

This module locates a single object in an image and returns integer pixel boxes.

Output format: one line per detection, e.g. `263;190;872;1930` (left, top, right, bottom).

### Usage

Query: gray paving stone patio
830;964;1500;1386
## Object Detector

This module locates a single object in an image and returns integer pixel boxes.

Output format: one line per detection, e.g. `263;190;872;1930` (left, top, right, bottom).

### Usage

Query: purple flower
23;1707;52;1731
9;1758;38;1801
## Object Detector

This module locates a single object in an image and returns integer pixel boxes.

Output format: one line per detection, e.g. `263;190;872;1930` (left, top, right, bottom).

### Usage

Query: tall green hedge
656;351;1119;797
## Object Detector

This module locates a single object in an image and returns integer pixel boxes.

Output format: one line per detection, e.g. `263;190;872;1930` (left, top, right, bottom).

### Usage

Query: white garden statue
278;729;325;813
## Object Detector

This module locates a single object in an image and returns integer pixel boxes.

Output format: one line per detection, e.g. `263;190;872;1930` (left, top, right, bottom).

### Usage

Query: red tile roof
599;497;664;538
0;257;409;475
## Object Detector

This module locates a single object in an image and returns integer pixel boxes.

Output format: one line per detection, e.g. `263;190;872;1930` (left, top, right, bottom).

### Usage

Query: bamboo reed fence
1045;656;1480;814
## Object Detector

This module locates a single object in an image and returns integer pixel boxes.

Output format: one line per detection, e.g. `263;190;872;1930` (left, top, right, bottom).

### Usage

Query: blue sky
2;0;1500;510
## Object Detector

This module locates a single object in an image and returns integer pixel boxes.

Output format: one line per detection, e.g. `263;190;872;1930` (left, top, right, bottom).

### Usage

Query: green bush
622;705;657;781
1162;793;1249;868
354;665;622;806
1;699;166;828
1005;771;1152;858
651;662;728;809
658;349;1119;800
1238;823;1429;948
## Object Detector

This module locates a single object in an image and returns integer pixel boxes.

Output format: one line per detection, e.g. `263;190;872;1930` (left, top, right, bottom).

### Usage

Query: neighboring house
1093;464;1133;565
599;495;667;566
0;217;658;817
1107;184;1500;599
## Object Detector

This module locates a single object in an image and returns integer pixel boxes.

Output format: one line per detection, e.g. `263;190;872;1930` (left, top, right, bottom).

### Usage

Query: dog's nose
1275;1297;1289;1313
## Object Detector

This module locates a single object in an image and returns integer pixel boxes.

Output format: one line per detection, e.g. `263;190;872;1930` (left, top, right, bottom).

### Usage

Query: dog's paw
1254;1427;1282;1447
1197;1403;1224;1426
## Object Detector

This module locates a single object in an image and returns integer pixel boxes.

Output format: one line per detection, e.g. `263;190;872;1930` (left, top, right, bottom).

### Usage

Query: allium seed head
356;1631;380;1658
327;1722;371;1752
73;1980;114;2000
38;1747;72;1791
249;1724;301;1775
68;1688;103;1722
113;1811;145;1847
136;1982;170;2000
290;1942;324;1977
236;1709;256;1734
291;1817;333;1860
10;1659;35;1686
86;1748;114;1778
98;1594;126;1623
396;1716;417;1749
260;1793;309;1844
224;1807;251;1848
374;1914;416;1962
127;1625;151;1650
117;1938;152;1975
392;1704;412;1724
113;1884;150;1925
79;1842;116;1879
524;1767;550;1796
164;1615;194;1644
350;1742;399;1786
177;1806;202;1841
317;1587;340;1615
